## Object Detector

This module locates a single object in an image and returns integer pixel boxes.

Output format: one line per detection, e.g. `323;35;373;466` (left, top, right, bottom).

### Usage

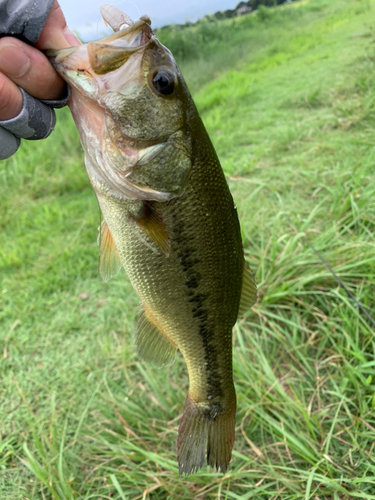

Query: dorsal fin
131;202;171;256
136;306;177;367
98;221;122;282
238;261;257;318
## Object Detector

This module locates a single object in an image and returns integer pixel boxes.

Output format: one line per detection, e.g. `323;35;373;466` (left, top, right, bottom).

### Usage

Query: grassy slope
1;0;375;498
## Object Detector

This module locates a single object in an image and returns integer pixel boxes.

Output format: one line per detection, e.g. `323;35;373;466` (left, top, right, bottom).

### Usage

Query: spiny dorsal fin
131;202;171;256
238;261;257;318
136;306;177;367
98;221;122;282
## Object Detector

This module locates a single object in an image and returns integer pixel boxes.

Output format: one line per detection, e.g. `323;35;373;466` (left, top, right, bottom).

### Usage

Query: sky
59;0;240;41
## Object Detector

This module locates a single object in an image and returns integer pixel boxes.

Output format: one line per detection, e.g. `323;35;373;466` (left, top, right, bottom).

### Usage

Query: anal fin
98;221;122;282
136;306;176;367
238;261;257;318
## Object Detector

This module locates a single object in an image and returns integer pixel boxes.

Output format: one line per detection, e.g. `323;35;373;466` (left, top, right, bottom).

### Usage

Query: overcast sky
59;0;240;41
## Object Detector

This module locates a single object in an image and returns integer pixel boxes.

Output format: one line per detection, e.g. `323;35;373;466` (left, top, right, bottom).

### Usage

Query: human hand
0;0;80;159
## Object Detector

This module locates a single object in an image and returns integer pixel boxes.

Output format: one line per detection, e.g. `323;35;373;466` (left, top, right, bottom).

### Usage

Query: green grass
1;0;375;497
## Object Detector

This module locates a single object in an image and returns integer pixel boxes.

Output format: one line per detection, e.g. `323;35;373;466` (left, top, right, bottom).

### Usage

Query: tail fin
177;394;236;475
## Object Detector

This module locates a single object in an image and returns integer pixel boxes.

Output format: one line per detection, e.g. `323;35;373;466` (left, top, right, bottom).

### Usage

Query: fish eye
152;70;175;96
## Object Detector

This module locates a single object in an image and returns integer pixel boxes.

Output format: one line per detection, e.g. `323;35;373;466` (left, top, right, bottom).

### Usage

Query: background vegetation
1;0;375;498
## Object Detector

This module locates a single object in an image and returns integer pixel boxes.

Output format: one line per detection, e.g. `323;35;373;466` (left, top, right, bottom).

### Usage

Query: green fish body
49;5;256;475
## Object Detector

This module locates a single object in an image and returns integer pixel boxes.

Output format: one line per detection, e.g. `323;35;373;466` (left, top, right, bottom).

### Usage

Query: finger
0;38;65;101
0;72;22;120
35;1;80;50
0;127;20;160
1;87;56;141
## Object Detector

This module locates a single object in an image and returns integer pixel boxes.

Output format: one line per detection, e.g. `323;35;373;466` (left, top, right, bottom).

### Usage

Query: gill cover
48;8;192;202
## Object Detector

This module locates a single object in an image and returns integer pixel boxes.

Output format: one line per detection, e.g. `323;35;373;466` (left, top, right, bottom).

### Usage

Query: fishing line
229;177;375;329
282;209;375;329
264;183;375;329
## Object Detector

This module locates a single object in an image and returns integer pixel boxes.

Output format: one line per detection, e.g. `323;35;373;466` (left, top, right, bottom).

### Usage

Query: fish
47;5;257;475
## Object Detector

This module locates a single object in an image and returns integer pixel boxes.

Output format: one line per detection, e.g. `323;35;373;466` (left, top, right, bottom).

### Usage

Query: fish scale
48;4;257;475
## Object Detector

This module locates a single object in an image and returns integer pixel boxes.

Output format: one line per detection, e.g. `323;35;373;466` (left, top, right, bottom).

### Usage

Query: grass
1;0;375;497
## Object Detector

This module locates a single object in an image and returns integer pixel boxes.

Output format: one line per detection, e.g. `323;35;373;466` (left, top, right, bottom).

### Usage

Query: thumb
34;1;81;50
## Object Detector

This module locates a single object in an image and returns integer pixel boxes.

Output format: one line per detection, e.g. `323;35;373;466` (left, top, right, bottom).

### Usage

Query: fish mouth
46;15;152;87
87;17;152;75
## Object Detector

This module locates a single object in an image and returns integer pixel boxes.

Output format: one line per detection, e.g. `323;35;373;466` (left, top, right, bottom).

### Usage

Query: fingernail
63;27;80;46
0;44;30;77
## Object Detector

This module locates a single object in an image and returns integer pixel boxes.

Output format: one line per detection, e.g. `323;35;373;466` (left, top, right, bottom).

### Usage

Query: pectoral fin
98;221;122;282
238;261;257;318
131;202;171;256
136;306;177;367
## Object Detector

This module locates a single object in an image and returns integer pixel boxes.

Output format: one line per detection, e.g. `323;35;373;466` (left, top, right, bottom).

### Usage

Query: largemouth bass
48;5;257;475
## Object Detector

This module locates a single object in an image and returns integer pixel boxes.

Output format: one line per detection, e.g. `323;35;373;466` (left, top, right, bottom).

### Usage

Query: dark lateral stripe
172;211;223;399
